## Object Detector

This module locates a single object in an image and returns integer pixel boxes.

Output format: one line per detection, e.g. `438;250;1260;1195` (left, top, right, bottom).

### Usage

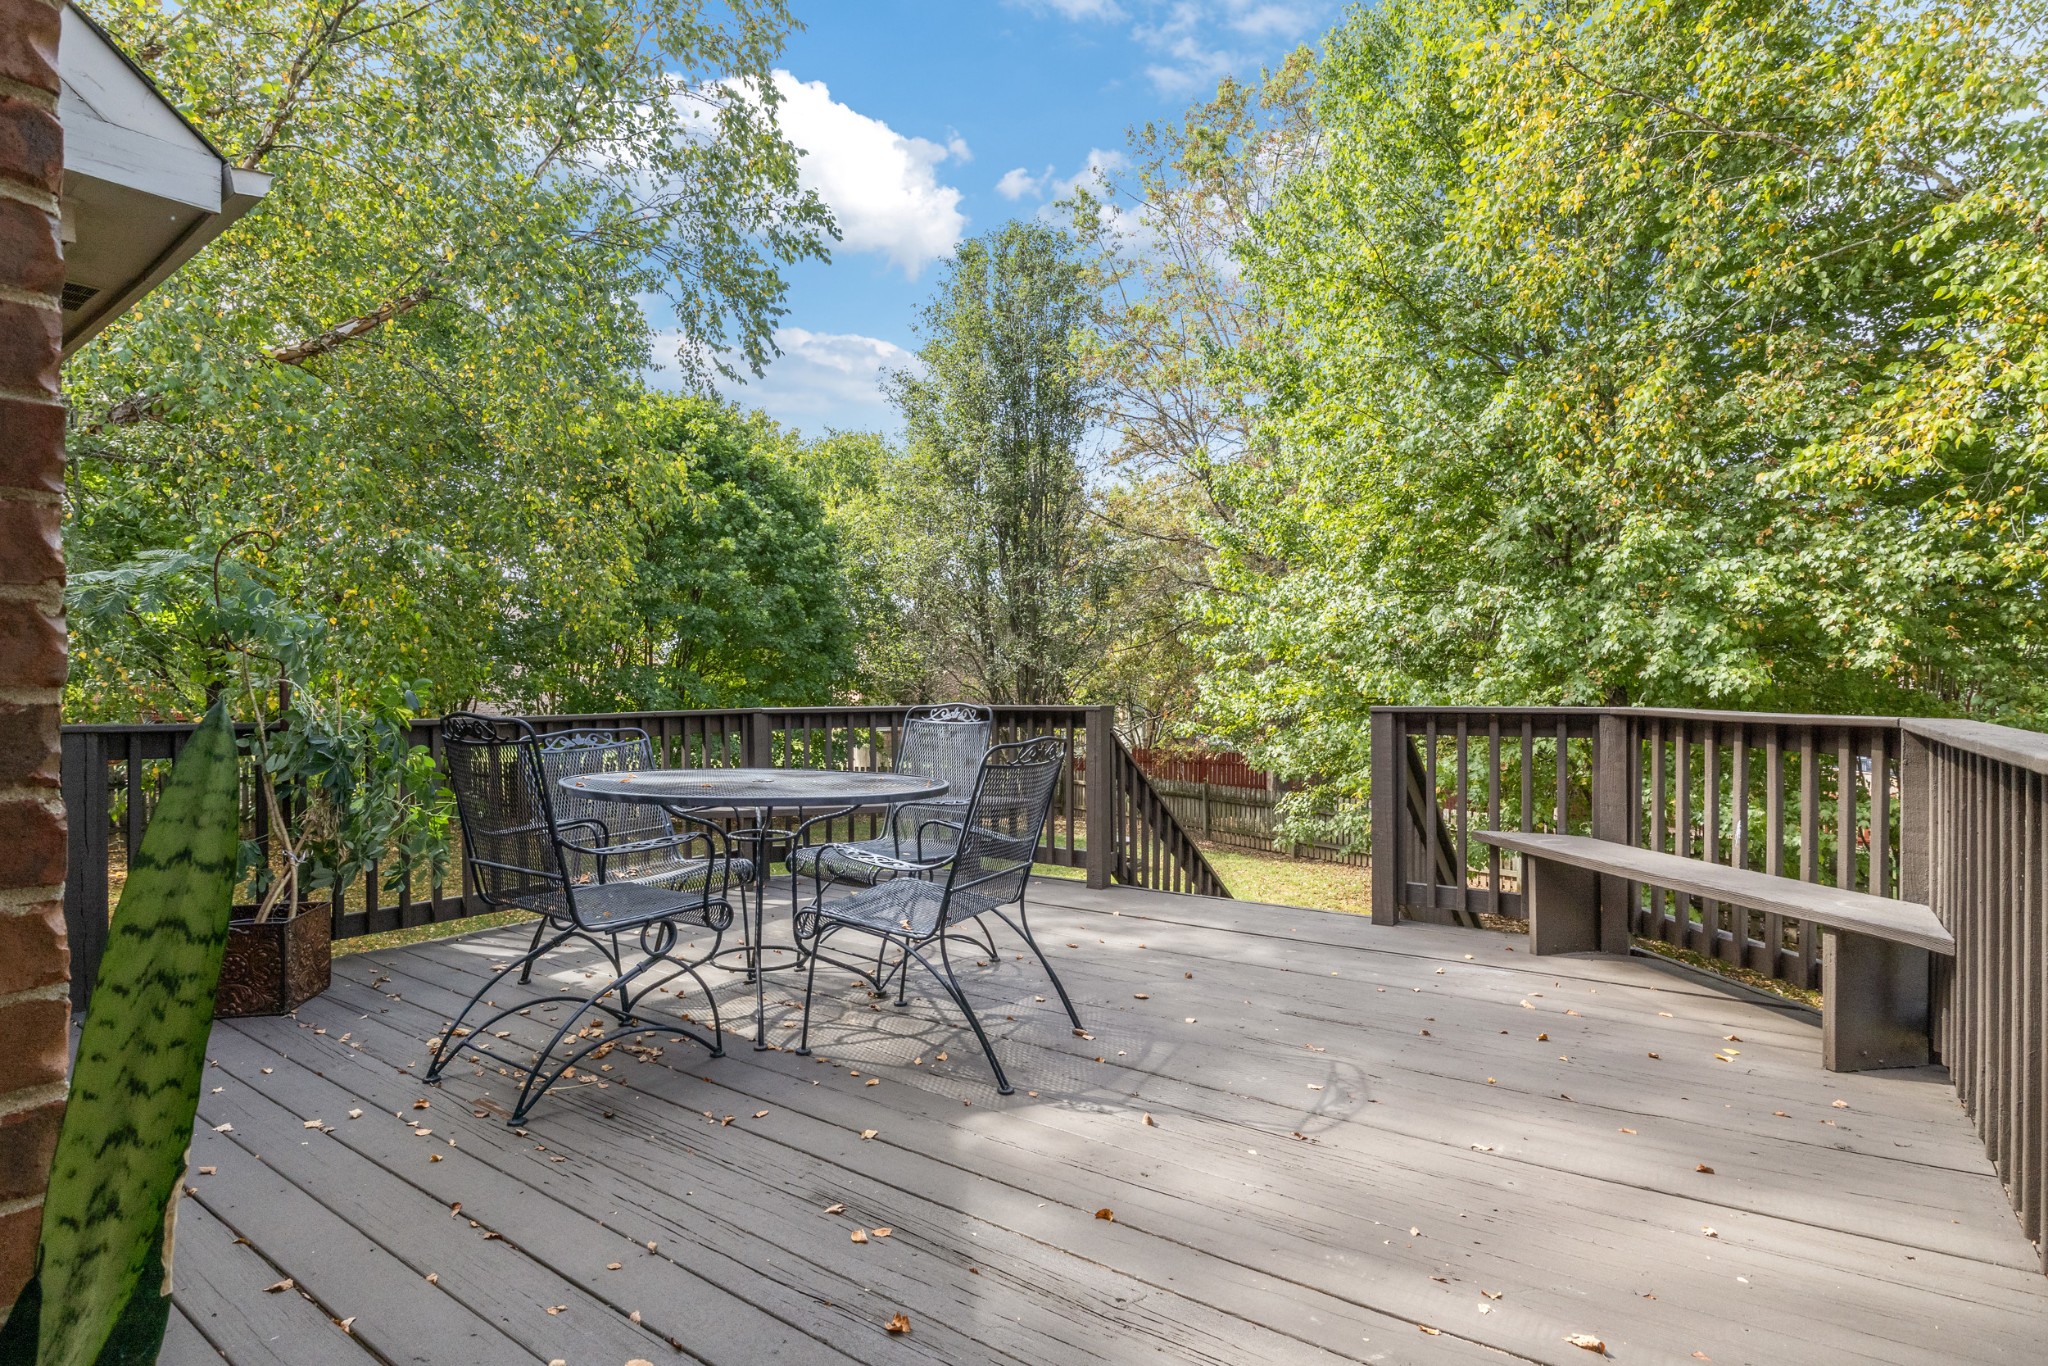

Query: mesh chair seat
560;879;732;932
789;834;958;884
816;877;1001;940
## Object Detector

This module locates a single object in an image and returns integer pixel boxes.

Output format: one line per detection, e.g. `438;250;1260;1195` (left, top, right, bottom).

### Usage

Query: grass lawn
1199;845;1371;915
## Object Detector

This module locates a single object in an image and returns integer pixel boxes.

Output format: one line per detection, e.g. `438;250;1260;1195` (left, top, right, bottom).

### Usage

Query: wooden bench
1471;831;1955;1073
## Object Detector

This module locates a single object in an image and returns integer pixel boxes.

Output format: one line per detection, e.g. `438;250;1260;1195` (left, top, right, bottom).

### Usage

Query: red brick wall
0;0;66;1322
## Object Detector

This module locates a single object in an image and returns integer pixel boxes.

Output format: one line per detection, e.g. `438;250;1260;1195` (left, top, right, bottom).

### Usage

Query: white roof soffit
57;3;271;358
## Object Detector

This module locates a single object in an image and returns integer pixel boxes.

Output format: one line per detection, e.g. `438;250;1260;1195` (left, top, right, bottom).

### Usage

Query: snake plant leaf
25;702;241;1366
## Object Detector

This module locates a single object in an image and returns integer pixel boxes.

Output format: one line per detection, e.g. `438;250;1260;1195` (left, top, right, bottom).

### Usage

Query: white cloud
769;71;968;279
1009;0;1127;19
996;165;1052;200
1017;1;1327;94
1227;3;1315;38
1051;147;1127;200
663;326;918;435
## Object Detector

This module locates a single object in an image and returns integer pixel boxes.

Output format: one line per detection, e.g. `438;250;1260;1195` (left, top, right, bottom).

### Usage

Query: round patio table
556;768;949;1049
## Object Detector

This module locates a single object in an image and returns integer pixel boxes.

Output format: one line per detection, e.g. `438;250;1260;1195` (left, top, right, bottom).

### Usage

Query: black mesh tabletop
558;768;948;808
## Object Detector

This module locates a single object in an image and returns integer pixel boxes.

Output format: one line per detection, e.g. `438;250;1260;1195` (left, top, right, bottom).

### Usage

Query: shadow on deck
163;880;2046;1365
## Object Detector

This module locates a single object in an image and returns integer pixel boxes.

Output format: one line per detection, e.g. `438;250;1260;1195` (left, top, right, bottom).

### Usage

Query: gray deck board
166;879;2048;1365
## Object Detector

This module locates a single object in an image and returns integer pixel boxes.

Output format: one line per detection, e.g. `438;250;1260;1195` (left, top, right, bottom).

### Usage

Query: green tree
1194;0;2048;837
509;397;856;711
884;222;1110;705
1066;53;1318;744
63;0;832;718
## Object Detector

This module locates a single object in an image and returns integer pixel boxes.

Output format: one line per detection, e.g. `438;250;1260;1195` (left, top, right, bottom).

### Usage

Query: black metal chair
794;736;1076;1094
788;702;994;888
426;714;737;1123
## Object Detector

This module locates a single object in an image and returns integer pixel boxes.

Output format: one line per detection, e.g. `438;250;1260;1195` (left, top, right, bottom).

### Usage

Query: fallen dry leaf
1566;1333;1606;1353
262;1279;293;1294
1133;992;1149;1000
425;1273;439;1285
872;1227;893;1238
1481;1289;1502;1300
197;1166;217;1175
213;1123;233;1134
1832;1099;1850;1109
1537;1033;1549;1042
544;1303;564;1315
859;1129;878;1141
1695;1164;1715;1174
886;1312;912;1335
607;1262;622;1270
850;1229;869;1244
864;1079;879;1087
347;1108;363;1120
1647;1052;1660;1060
1095;1208;1115;1222
1418;1325;1441;1335
824;1202;846;1214
754;1110;769;1118
338;1316;355;1334
1618;1128;1636;1135
1693;1354;1712;1361
302;1119;323;1130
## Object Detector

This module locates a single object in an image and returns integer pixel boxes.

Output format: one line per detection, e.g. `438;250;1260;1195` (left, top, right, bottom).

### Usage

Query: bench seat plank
1472;831;1953;955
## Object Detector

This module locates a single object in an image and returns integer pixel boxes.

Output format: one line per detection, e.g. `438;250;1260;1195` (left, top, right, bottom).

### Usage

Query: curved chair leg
996;903;1083;1029
517;915;551;984
428;920;582;1081
795;923;829;1056
914;933;1014;1095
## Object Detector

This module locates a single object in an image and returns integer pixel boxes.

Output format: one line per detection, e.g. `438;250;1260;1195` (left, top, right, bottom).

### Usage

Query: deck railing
1371;704;2048;1269
61;704;1224;1012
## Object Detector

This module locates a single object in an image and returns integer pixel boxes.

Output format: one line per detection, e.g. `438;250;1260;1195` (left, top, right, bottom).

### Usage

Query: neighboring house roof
57;2;270;357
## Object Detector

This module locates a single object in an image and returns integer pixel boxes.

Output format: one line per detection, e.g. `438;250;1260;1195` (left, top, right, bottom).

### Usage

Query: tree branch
268;283;434;365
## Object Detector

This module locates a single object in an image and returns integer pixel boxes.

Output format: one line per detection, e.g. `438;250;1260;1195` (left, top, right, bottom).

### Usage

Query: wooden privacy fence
61;704;1225;1013
1371;704;2048;1268
1127;748;1371;865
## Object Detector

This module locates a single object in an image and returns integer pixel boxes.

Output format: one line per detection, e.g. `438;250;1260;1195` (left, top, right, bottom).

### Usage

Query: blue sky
644;0;1336;436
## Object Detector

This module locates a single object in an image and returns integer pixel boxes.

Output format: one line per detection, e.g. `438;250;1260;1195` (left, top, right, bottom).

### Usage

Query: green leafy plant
0;703;241;1366
69;540;452;916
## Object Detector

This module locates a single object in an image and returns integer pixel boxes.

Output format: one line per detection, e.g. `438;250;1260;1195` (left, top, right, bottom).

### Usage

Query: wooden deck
162;881;2047;1365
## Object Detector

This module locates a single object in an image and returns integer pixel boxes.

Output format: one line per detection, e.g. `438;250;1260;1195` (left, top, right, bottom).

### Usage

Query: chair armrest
913;818;965;861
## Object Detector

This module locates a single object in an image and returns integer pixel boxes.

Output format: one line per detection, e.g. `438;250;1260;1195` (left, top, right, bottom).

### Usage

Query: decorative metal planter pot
214;902;332;1017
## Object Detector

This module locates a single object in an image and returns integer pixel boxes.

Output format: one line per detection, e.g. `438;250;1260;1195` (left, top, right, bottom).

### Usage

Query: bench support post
1524;855;1602;956
1823;929;1932;1072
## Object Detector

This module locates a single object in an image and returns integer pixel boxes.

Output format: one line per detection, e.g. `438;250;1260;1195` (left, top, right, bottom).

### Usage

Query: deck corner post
1084;705;1116;889
1594;711;1633;954
1370;710;1400;925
